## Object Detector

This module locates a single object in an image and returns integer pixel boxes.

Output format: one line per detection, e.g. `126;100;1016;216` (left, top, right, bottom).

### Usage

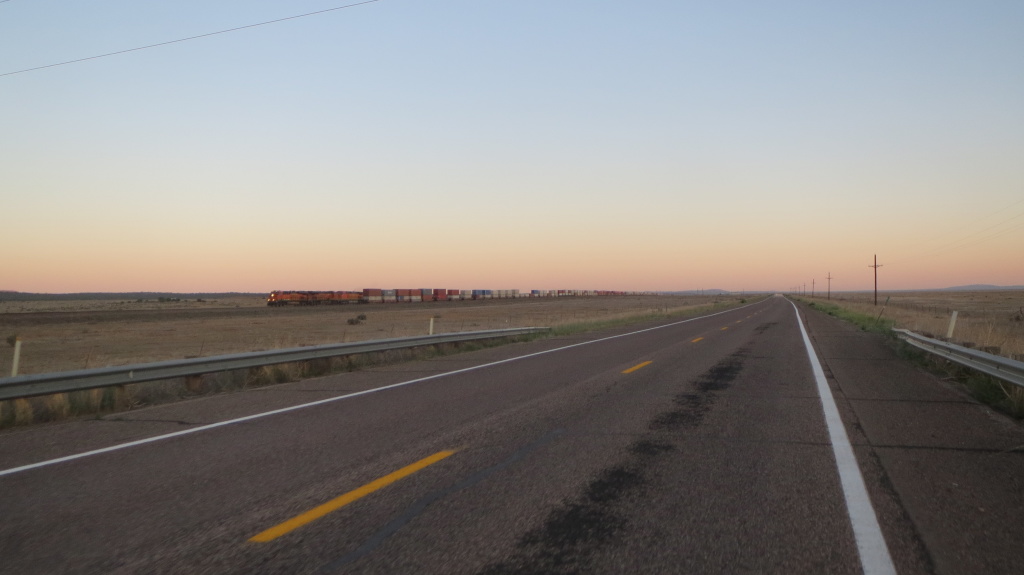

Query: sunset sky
2;1;1022;293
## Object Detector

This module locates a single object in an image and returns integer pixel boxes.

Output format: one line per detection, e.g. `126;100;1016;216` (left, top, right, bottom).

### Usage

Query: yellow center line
721;327;728;331
691;337;704;343
621;361;653;374
735;320;742;323
249;450;457;543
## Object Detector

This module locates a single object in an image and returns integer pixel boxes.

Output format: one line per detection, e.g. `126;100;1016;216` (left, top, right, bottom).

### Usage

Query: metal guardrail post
10;338;21;378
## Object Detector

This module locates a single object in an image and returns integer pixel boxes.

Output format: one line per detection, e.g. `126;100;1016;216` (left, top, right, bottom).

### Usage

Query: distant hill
941;285;1024;291
0;292;263;301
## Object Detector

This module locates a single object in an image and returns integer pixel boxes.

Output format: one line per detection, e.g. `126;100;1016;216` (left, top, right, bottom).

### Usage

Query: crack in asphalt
871;444;1024;455
250;388;357;393
98;417;197;426
845;397;976;404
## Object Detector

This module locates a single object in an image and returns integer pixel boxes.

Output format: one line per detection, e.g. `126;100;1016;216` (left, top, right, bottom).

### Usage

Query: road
1;295;1022;574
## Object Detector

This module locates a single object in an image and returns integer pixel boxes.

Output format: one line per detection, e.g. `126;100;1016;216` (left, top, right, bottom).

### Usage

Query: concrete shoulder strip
788;299;897;575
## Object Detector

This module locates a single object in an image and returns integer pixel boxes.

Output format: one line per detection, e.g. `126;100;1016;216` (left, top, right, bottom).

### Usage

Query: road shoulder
798;301;1024;575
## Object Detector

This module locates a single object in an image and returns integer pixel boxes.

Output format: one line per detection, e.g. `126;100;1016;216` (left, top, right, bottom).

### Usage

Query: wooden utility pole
812;279;815;299
869;255;883;306
826;272;833;300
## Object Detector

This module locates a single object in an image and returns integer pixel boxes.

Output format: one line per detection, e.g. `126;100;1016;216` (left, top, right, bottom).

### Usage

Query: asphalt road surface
2;295;1023;574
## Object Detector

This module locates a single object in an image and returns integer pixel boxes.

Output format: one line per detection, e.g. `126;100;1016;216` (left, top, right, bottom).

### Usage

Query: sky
2;0;1022;293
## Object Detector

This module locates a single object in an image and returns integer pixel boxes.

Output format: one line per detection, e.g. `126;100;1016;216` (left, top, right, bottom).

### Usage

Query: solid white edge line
0;298;769;477
787;298;897;575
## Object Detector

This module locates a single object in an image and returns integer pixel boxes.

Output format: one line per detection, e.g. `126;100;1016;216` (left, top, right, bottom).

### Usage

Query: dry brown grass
0;294;757;428
0;295;744;376
0;297;242;314
814;290;1024;359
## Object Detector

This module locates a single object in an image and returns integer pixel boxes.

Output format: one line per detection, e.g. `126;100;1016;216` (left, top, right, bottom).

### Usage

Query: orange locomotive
266;291;362;306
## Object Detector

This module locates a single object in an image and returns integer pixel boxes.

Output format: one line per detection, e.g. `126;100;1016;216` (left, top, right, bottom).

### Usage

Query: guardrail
0;327;550;401
892;328;1024;388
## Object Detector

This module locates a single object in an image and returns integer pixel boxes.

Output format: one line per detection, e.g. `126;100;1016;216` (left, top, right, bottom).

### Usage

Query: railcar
267;288;636;306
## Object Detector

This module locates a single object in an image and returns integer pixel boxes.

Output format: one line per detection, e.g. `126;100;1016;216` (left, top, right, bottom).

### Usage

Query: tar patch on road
478;444;664;575
649;350;745;432
479;352;746;574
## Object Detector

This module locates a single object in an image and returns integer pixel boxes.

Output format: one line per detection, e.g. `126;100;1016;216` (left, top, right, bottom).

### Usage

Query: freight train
266;288;632;306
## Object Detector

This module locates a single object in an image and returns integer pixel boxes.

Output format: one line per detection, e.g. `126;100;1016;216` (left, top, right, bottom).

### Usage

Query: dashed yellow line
721;327;729;331
691;337;704;343
622;361;653;374
249;450;457;543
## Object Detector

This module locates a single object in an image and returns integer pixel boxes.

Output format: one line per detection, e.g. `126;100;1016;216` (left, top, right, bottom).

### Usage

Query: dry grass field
0;294;751;376
811;290;1024;359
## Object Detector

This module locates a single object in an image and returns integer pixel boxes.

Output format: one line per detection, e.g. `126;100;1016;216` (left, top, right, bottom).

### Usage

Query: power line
887;195;1024;265
1;0;383;78
933;196;1024;240
934;220;1024;254
890;196;1024;262
889;207;1024;265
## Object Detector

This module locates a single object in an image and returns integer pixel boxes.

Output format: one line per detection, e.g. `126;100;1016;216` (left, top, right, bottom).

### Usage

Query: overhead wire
886;216;1024;265
887;196;1024;265
908;208;1024;258
1;0;383;78
928;219;1024;254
